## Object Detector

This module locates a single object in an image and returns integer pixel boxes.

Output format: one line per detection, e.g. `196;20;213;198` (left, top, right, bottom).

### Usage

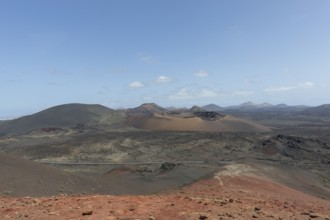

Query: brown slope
1;167;329;219
215;163;330;200
0;152;98;197
127;112;271;132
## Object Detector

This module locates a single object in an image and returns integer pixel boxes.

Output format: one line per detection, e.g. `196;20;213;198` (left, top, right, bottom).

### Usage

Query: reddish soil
1;175;329;220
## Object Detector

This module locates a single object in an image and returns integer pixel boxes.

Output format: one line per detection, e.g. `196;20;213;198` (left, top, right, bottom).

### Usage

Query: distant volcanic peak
189;105;206;112
128;110;270;132
240;101;272;108
129;103;167;115
202;104;223;112
193;111;225;121
275;103;289;108
260;102;273;107
36;103;114;121
46;103;109;109
0;103;113;136
240;101;255;106
139;103;165;110
301;104;330;116
318;104;330;109
38;103;114;116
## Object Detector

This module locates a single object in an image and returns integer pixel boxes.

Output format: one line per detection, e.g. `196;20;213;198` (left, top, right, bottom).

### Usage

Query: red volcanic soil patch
1;175;329;219
127;113;271;133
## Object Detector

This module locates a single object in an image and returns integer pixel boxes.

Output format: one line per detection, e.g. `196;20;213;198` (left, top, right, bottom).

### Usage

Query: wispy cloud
299;81;315;88
47;82;61;86
129;81;144;89
109;67;126;74
264;81;315;93
194;69;208;77
168;88;217;100
168;87;255;100
138;53;157;64
199;89;218;98
231;91;255;96
264;86;296;93
156;76;172;83
168;88;192;100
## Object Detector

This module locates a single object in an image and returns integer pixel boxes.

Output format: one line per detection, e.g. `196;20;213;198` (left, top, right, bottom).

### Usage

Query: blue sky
1;0;330;117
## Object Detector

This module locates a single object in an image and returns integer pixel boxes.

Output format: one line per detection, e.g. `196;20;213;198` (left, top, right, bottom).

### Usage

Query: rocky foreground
1;174;329;220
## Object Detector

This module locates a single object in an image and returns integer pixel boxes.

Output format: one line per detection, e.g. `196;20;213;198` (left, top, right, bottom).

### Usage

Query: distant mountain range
0;102;329;136
300;104;330;116
202;102;310;113
0;102;272;136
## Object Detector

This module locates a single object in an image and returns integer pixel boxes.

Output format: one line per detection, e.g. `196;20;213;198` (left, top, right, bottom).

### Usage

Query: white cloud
194;69;208;77
156;76;171;83
129;81;144;88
